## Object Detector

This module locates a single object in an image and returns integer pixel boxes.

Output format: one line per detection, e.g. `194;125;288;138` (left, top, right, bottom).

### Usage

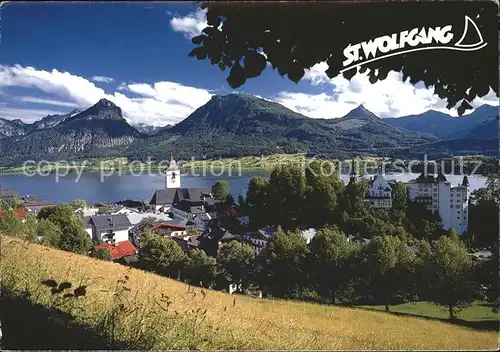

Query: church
149;155;219;231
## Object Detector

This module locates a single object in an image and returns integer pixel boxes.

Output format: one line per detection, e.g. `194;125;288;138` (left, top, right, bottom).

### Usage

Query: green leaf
227;62;246;88
243;51;267;78
287;63;305;83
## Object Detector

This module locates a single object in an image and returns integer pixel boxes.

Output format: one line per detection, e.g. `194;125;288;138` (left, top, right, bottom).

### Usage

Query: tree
36;219;62;248
309;227;351;304
392;181;408;212
445;228;462;245
246;176;270;227
421;236;476;320
468;173;499;247
267;164;307;226
38;203;83;231
365;236;416;312
98;205;112;214
212;180;230;202
185;249;217;288
303;161;343;226
0;209;25;237
58;218;92;254
139;216;158;229
262;226;310;298
0;210;36;241
189;1;497;115
140;231;187;278
91;247;113;261
217;240;254;287
71;199;87;208
9;195;25;210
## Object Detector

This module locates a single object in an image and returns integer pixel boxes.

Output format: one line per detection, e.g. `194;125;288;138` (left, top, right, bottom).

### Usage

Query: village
0;156;491;280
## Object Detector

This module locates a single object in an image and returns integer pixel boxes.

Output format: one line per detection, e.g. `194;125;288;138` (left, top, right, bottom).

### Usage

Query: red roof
95;240;137;260
151;222;186;230
0;208;28;219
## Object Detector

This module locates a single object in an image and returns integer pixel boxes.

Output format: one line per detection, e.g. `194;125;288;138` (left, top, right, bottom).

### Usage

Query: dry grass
1;235;497;350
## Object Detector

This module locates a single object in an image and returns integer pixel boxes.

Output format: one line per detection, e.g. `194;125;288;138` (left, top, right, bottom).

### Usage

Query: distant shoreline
0;153;495;176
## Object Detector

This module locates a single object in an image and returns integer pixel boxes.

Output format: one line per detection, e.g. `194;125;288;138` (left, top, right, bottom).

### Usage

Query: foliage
71;199;87;208
468;173;499;247
58;218;92;254
217;240;254;287
36;218;63;248
212;180;230;202
185;249;217;288
303;161;343;226
139;231;187;278
190;2;497;115
246;176;270;227
139;216;158;229
98;205;113;214
37;203;90;254
364;236;417;311
267;164;307;226
262;226;310;298
0;210;36;241
91;247;113;261
309;226;351;304
420;236;477;319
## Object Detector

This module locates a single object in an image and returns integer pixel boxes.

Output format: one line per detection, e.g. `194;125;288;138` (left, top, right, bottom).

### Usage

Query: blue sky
1;2;497;126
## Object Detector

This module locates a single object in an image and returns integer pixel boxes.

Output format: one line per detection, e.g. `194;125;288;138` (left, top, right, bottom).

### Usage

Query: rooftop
95;240;137;260
90;214;132;231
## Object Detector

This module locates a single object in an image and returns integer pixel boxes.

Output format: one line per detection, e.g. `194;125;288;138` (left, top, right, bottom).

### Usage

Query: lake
0;171;487;205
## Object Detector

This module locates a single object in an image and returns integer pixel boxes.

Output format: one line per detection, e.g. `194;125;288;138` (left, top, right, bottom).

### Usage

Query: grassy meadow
1;235;497;350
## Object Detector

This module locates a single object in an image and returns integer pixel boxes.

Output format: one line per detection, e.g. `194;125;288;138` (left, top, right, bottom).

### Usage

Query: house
84;216;93;238
0;208;28;221
299;227;319;244
131;220;194;248
0;189;19;201
365;172;393;209
95;240;137;261
87;214;133;245
406;172;469;234
199;220;238;257
243;225;278;256
151;222;189;237
75;206;100;217
223;207;249;227
347;234;371;245
170;235;201;253
22;195;54;214
193;212;212;232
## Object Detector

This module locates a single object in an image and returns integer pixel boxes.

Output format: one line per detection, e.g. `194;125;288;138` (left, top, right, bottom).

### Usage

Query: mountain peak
95;98;118;108
344;105;379;119
70;98;123;122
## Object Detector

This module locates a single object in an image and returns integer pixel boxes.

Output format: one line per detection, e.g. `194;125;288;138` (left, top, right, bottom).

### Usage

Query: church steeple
349;159;358;183
165;154;181;189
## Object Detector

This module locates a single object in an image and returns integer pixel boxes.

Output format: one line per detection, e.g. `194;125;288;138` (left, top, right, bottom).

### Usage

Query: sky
1;2;497;126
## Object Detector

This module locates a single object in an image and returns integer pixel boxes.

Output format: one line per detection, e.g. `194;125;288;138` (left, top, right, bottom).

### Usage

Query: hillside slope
1;236;496;350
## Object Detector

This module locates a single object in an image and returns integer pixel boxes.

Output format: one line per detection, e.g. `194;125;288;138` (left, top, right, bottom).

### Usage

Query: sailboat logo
341;16;488;73
454;16;486;49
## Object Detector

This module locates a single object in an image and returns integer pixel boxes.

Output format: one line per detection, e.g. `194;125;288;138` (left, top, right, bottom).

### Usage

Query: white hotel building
405;172;469;234
360;169;470;235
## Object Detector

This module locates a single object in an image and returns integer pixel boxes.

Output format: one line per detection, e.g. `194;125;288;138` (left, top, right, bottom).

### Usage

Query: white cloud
1;64;213;126
277;64;498;118
1;107;68;123
91;75;114;83
16;96;80;108
170;8;207;39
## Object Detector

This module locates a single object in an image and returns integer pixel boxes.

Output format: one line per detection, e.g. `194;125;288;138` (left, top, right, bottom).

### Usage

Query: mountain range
0;94;497;166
